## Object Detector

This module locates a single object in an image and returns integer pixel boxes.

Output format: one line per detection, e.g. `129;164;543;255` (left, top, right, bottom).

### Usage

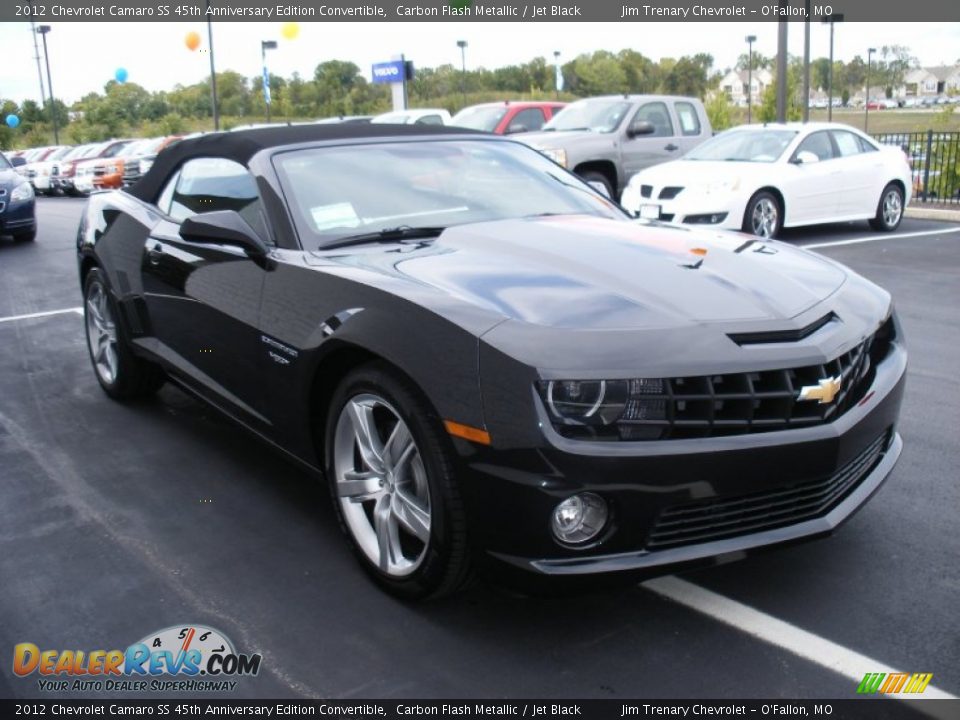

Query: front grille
640;184;653;198
646;429;892;549
659;186;684;200
616;330;886;441
122;165;141;185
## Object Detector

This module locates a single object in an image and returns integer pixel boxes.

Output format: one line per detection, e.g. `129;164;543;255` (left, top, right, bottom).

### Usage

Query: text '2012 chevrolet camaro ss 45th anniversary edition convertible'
77;125;906;599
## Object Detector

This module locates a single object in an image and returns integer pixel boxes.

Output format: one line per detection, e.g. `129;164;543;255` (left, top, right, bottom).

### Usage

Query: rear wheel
743;191;782;238
83;267;165;400
325;362;471;600
869;183;904;231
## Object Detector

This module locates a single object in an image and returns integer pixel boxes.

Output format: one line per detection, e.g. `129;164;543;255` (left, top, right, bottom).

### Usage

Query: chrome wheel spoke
337;470;383;502
384;421;414;473
393;488;431;543
373;495;399;572
346;400;386;474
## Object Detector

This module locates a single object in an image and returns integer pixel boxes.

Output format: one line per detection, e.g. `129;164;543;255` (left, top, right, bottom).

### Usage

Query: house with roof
903;65;960;97
718;68;773;107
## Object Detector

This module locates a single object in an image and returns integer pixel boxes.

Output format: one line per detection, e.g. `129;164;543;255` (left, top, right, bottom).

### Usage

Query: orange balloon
185;31;201;51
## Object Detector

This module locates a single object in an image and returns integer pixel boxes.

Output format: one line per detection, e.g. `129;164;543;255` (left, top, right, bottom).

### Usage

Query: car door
504;107;547;134
830;129;883;217
620;101;681;181
141;157;272;431
783;130;842;224
671;100;706;155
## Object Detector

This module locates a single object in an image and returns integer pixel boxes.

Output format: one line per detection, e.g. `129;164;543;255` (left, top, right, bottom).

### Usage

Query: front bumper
460;339;906;578
0;198;37;235
623;187;747;230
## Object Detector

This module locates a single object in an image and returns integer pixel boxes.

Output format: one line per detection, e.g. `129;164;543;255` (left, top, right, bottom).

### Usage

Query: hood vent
728;312;837;346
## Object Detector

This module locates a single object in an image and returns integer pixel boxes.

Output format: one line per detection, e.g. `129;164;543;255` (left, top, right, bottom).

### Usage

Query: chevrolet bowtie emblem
798;375;843;404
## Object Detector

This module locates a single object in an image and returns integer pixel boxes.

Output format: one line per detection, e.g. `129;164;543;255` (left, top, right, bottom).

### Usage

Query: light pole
865;47;876;132
821;13;844;121
27;1;46;110
554;50;561;100
206;0;220;130
36;25;58;145
456;40;468;106
802;0;811;122
745;35;757;123
261;40;277;123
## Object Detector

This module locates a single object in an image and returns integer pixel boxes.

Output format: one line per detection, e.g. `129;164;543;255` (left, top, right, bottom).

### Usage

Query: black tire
83;267;165;401
579;170;615;199
325;361;471;600
14;229;36;242
869;183;905;232
742;190;782;238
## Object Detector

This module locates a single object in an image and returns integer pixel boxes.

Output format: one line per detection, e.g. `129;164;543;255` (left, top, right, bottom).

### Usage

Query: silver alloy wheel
882;188;903;227
333;393;432;577
85;281;119;385
751;197;779;238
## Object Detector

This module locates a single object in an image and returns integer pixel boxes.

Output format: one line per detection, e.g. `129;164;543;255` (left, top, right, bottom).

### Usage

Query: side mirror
505;123;528;135
10;156;27;168
793;151;820;165
626;120;655;138
179;210;268;258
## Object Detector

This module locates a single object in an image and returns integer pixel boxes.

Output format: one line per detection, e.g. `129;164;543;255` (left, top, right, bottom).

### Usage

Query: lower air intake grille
646;429;891;549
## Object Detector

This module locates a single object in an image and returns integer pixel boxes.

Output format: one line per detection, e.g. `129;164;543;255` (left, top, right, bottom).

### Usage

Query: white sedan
620;122;912;238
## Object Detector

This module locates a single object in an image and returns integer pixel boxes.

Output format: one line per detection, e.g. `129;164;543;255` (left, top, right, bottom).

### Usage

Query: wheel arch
747;186;787;226
574;160;619;196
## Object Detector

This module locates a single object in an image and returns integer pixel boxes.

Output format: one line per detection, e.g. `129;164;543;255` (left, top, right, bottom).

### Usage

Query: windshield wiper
320;225;447;250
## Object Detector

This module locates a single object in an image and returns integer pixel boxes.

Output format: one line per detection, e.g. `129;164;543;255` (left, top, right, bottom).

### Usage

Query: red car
451;101;566;135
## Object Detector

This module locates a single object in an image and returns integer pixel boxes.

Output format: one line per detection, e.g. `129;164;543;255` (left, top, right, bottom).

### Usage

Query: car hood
519;129;600;149
632;159;775;187
322;215;847;330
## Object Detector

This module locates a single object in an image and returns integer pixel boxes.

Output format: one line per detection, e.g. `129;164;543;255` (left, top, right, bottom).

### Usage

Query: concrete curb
905;206;960;222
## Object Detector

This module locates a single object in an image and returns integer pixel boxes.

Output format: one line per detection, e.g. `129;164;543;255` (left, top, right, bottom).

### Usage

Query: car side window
167;158;271;243
157;170;180;214
631;102;674;138
415;115;443;126
856;135;879;153
833;131;863;158
510;108;547;132
795;131;835;161
674;102;702;136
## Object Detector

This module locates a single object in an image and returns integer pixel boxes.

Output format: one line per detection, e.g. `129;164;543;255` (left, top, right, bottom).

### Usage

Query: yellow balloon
185;31;201;51
281;22;299;40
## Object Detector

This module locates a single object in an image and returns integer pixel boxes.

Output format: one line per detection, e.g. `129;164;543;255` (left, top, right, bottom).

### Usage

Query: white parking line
643;576;958;705
0;307;83;324
801;227;960;249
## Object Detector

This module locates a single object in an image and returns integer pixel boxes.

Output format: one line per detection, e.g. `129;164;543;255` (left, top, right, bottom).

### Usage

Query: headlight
139;158;153;174
538;378;668;439
10;182;34;203
103;163;119;174
702;178;741;194
537;147;567;168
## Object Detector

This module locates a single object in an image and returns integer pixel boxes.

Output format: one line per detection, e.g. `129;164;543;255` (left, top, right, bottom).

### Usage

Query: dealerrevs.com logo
13;625;262;692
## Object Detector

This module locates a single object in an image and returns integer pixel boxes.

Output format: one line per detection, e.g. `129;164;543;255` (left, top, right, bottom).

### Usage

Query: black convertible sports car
77;124;906;598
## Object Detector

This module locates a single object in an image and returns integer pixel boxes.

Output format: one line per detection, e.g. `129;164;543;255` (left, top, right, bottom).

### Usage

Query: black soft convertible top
126;123;482;204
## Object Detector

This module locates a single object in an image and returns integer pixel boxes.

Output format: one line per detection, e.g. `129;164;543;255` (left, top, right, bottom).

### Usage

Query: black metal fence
874;130;960;205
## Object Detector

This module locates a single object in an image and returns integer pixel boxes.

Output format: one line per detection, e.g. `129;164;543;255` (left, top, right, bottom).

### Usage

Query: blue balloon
115;67;128;83
5;114;20;129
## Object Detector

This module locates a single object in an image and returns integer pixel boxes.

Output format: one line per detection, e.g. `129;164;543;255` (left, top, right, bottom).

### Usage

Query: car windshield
0;153;11;170
274;139;625;248
81;143;109;159
451;106;508;132
120;139;153;157
686;129;798;162
47;146;72;161
101;142;131;159
542;99;631;133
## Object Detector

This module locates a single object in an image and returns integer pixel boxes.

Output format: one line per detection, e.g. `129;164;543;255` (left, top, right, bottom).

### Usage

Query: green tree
705;92;732;131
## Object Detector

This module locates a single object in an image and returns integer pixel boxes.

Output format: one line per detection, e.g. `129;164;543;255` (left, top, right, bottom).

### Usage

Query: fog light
551;493;608;545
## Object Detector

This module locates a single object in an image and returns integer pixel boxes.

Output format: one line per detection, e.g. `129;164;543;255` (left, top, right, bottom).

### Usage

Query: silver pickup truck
520;94;712;199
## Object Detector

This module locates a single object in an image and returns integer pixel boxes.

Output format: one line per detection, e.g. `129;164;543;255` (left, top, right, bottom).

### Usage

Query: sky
1;21;958;105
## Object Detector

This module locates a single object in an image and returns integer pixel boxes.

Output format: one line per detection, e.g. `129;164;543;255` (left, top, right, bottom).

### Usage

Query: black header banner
0;699;953;719
4;0;960;23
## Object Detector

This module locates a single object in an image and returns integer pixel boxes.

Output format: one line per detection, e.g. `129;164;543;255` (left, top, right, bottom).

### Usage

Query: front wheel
83;267;165;400
325;363;471;600
579;171;615;200
869;183;904;231
743;191;782;238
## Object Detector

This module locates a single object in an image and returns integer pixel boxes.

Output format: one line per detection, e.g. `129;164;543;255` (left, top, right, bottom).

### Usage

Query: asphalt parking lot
1;198;958;707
